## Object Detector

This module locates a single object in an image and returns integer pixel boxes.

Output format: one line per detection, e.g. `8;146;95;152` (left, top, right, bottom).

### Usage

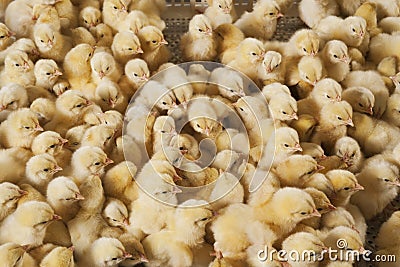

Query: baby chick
208;67;245;102
94;79;127;113
342;70;389;118
122;58;149;98
301;172;334;197
234;0;283;40
311;100;353;152
303;187;336;228
102;0;130;32
0;242;30;267
40;246;74;267
0;200;60;246
351;156;400;220
46;176;83;222
117;10;150;33
382;93;400;127
333;136;364;173
325;169;364;206
267;92;298;124
214;23;245;64
92;23;114;47
111;31;143;64
0;182;26;221
342;86;374;115
31;130;69;165
0;83;29;119
301;142;326;162
204;0;234;28
284;29;320;57
79;6;102;30
289;114;318;142
257;51;285;85
152;115;177;154
84;237;131;267
379;17;400;34
0;50;34;87
320;40;350;82
90;51;122;84
71;26;96;46
102;197;129;230
0;108;42;148
188;97;220;138
376;211;400;249
137;25;170;71
103;161;138;205
299;0;339;28
320;207;357;234
34;59;63;90
81;124;115;152
30;98;56;126
33;23;72;63
63;43;94;89
181;14;217;62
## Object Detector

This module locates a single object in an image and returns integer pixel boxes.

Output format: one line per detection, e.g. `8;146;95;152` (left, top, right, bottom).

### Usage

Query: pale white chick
227;38;265;81
142;200;214;267
299;0;339;28
33;23;72;63
111;31;143;64
320;206;357;232
284;29;320;57
315;16;367;48
257;50;284;85
302;173;334;197
137;25;170;71
79;6;102;30
0;108;43;148
188;97;220;138
0;50;34;87
204;0;234;28
0;200;60;246
234;0;283;40
267;93;298;124
342;70;389;118
24;153;62;195
34;59;63;90
351;156;400;220
102;0;130;32
181;14;217;62
40;246;74;267
63;43;94;89
333;136;364;173
65;125;88;152
90;51;122;84
0;182;26;221
379;17;400;34
94;80;127;113
320;40;350;82
0;22;14;51
71;27;96;47
103;161;138;205
186;64;210;94
68;146;113;186
122;58;150;98
152;115;177;154
0;242;30;267
0;37;39;65
102;198;130;229
83;237;132;267
342;86;374;115
325;170;364;206
208;171;244;210
208;67;245;102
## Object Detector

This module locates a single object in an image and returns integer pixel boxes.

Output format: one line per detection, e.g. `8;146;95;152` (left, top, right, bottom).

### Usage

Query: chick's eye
303;48;307;52
384;178;390;182
24;126;30;129
307;170;313;174
46;72;51;75
133;73;138;77
49;144;56;148
284;144;289;147
344;187;350;191
337;116;343;120
43;168;49;172
317;208;323;211
200;217;208;221
251;52;257;56
84;20;88;23
218;4;222;8
15;63;19;67
326;95;331;99
113;6;117;9
282;111;287;114
358;103;364;107
0;36;4;39
269;12;274;15
333;55;338;58
152;40;157;44
94;162;100;166
239;107;244;111
111;257;118;260
300;212;307;215
198;28;203;32
76;104;82;108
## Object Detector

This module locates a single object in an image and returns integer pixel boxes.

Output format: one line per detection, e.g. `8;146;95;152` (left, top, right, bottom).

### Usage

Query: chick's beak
291;113;298;120
54;69;63;76
52;214;62;221
23;61;30;70
136;47;144;54
277;13;284;18
123;218;130;226
367;106;373;115
34;125;44;132
293;143;302;152
327;203;337;210
53;166;63;173
310;209;321;217
352;183;364;192
160;39;168;45
75;192;85;200
141;74;149;81
60;138;68;145
345;119;354;127
0;105;5;112
18;189;28;195
123;252;132;259
139;254;149;263
319;154;327;161
389;180;400;187
108;99;116;108
173;174;183;183
335;95;341;102
105;158;114;165
172;185;182;194
98;71;105;79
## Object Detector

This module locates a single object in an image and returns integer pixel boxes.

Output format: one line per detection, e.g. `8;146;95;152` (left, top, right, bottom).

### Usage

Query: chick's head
52;79;70;96
325;170;363;199
95;80;121;109
238;38;265;64
112;31;143;56
190;117;219;137
47;177;84;204
361;159;400;189
90;52;117;80
31;131;67;156
298;56;323;86
283;232;326;255
262;51;282;73
153;115;176;135
342;87;374;115
324;226;364;253
34;59;62;85
293;29;320;56
56;90;91;116
276;155;322;186
65;125;89;151
212;0;232;14
26;154;62;182
137;26;168;52
102;198;129;228
256;0;283;20
311;78;343;103
269;94;297;121
124;10;149;34
344;16;366;43
79;6;101;29
41;246;74;267
385;94;400;126
8;108;43;136
0;23;14;45
5;50;33;73
151;160;181;184
319;101;353;127
34;24;56;51
302;173;334;197
72;146;113;176
189;14;213;38
0;83;28;112
304;187;336;215
91;237;130;266
324;40;350;64
333;137;361;167
275;127;302;154
125;58;150;86
0;243;27;267
14;201;59;229
0;182;26;208
175;200;214;229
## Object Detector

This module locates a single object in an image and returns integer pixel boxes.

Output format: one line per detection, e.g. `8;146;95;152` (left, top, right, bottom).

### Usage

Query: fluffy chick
320;40;350;82
63;43;94;89
214;23;245;64
0;201;60;246
382;93;400;127
84;237;131;267
301;142;326;162
284;29;320;57
122;58;149;98
117;10;150;33
79;6;102;30
204;0;234;28
137;25;170;71
111;31;143;64
94;80;127;113
289;114;318;142
376;211;400;249
0;182;26;221
325;170;364;206
181;14;217;62
208;67;245;102
0;83;29;118
298;0;339;28
268;92;298;123
257;51;285;85
90;51;122;84
34;59;62;90
351;157;400;220
102;0;130;32
342;87;374;115
333;136;364;173
0;50;34;87
102;198;129;229
234;0;283;40
40;246;74;267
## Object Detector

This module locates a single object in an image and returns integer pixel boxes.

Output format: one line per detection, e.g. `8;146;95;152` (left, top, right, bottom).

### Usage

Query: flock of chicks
0;0;399;266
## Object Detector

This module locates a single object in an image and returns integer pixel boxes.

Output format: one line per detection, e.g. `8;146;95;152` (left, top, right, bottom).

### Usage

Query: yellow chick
24;153;62;194
0;83;29;119
354;2;381;37
351;156;400;220
342;70;389;118
33;23;71;63
90;51;122;84
40;246;74;267
0;37;39;65
69;146;113;186
30;98;56;126
342;86;374;115
128;0;166;23
320;206;357;232
0;108;42;148
0;50;34;87
121;58;149;98
81;104;105;127
379;17;400;34
0;182;26;221
52;78;70;97
333;136;364;173
4;0;34;38
284;29;320;57
311;100;353;152
377;56;397;93
79;6;102;30
320;40;350;82
137;25;170;71
227;38;266;81
170;134;200;159
92;23;114;47
298;0;339;28
204;0;234;28
0;22;14;51
214;23;245;64
0;242;31;267
303;187;336;228
208;171;244;210
234;0;283;40
301;142;326;162
111;31;143;64
65;125;88;152
376;211;400;249
301;172;334;197
315;16;367;48
325;169;364;206
31;130;69;165
274;154;322;187
181;14;217;62
152;115;177;154
63;43;94;89
94;79;127;113
102;0;130;32
208;67;245;102
0;200;60;246
102;161;138;205
382;93;400;127
31;4;61;34
84;237;131;267
102;197;129;229
34;59;62;90
46;176;84;222
257;50;285;85
188;97;219;137
70;27;96;47
289;114;317;142
368;32;400;65
268;93;298;123
117;10;150;33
